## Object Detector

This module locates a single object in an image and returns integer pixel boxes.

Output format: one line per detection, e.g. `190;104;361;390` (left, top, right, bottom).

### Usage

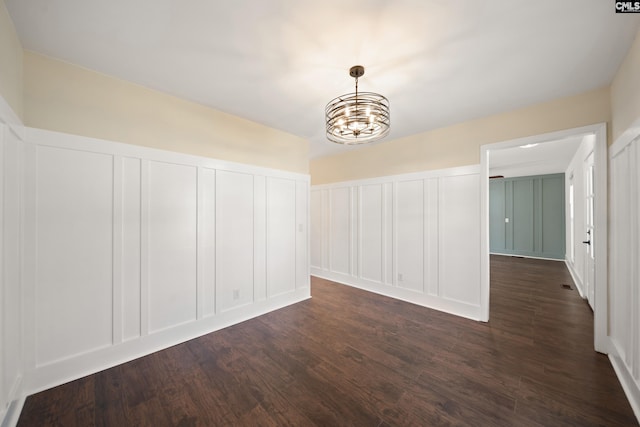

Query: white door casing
583;151;595;309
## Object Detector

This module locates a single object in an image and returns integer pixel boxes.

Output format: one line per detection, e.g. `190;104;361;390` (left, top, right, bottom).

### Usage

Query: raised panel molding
310;190;323;270
147;161;198;333
359;184;384;284
216;170;254;312
383;183;393;286
350;187;358;278
267;177;297;298
35;145;115;366
121;157;142;341
439;174;481;306
198;168;217;318
16;126;310;400
295;180;309;289
329;187;351;275
253;175;267;302
310;166;482;321
609;134;640;420
0;125;5;420
396;180;424;292
425;178;439;296
1;112;26;427
489;173;565;260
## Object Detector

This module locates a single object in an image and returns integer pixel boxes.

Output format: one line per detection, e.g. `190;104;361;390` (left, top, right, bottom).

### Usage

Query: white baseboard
609;353;640;424
0;396;25;427
311;270;482;322
21;288;310;398
490;252;565;262
564;259;585;298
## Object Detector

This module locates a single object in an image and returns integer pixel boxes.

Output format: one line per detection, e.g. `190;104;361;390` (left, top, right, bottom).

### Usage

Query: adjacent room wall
311;87;610;185
23;52;309;174
489;173;566;260
0;0;23;120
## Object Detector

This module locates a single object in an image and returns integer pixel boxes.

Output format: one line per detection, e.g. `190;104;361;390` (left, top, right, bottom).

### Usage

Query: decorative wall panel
310;190;323;270
311;166;482;320
0;112;25;426
35;146;114;365
329;187;351;276
147;161;198;333
439;174;481;305
198;168;217;318
215;170;255;312
18;127;310;396
121;157;142;341
359;184;384;284
489;174;565;259
267;178;297;298
396;180;424;292
610;134;640;416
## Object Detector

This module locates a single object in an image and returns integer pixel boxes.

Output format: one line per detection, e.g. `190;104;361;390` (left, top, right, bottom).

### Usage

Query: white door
583;151;595;309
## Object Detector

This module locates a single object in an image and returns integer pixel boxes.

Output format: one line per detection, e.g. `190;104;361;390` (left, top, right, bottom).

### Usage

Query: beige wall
311;87;610;184
0;0;23;119
611;28;640;142
24;52;309;173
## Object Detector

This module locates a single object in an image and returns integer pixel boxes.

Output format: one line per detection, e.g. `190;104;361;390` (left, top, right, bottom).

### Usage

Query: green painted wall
490;173;565;259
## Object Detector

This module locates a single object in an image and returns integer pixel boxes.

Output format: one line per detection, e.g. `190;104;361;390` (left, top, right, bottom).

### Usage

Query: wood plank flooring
18;255;638;426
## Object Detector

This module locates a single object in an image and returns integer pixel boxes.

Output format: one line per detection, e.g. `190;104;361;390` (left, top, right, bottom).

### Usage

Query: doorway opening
480;123;607;353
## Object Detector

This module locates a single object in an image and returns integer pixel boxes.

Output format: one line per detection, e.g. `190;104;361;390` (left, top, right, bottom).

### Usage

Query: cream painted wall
311;87;610;184
0;0;23;119
24;52;309;173
611;28;640;142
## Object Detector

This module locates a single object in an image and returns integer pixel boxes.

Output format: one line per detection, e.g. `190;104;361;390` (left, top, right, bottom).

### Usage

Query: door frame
583;150;596;309
480;122;608;353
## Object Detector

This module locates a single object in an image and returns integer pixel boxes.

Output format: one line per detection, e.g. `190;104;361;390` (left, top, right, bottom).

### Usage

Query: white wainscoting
19;127;310;397
609;128;640;420
311;165;482;320
0;96;25;427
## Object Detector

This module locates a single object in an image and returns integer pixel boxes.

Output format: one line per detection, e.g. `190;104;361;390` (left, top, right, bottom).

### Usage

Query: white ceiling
6;1;640;159
489;136;585;178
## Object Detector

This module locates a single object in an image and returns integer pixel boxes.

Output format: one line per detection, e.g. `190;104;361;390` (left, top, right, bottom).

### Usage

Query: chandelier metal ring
325;66;390;145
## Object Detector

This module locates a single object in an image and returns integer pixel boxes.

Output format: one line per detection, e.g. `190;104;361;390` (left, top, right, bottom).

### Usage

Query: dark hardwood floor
18;255;637;426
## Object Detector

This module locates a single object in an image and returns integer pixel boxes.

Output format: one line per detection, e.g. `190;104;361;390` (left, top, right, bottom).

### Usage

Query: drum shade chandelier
325;65;390;144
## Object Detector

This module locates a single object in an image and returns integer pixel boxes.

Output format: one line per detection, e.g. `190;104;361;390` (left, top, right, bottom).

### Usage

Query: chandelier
325;65;390;144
